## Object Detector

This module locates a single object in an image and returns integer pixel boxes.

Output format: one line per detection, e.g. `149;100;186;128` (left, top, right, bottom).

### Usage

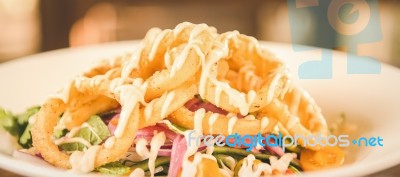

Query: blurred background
0;0;399;66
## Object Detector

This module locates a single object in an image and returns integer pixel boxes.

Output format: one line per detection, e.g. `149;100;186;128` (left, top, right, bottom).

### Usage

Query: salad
0;22;344;177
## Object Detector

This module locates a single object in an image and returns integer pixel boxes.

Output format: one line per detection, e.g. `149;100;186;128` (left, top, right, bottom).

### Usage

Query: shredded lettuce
54;128;68;139
162;120;186;134
59;115;110;151
19;124;33;147
0;106;40;148
96;157;171;176
0;108;19;137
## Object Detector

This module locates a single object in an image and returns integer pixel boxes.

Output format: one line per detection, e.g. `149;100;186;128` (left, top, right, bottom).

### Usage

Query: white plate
0;41;399;177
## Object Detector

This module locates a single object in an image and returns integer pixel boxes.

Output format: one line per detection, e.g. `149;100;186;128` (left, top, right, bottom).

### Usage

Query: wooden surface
0;164;399;177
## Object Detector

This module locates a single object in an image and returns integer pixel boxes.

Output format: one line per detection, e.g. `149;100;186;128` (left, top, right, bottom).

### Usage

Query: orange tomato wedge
300;146;344;171
178;156;222;177
110;117;119;125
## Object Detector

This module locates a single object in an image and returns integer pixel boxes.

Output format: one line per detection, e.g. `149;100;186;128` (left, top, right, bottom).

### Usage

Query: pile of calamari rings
31;22;328;170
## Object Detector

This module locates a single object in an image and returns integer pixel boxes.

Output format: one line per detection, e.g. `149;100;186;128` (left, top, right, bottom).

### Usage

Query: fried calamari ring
83;54;124;77
258;98;324;150
32;98;70;168
62;95;119;129
121;22;217;101
33;77;197;169
32;82;141;169
199;32;291;116
62;72;121;129
137;82;198;128
32;22;330;171
281;86;328;135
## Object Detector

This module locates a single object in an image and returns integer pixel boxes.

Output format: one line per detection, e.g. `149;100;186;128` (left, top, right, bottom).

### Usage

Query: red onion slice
168;135;187;177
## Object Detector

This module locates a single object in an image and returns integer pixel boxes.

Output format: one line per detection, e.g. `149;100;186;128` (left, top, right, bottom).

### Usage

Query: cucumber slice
212;146;301;169
288;165;302;174
130;157;171;172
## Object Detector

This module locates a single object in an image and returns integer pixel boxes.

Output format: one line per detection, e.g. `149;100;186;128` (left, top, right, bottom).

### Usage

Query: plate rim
0;40;399;177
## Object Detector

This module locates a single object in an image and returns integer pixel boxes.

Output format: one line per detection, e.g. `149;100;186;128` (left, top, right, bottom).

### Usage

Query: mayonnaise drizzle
122;42;145;78
129;168;145;177
219;156;236;177
144;101;154;121
148;132;166;177
194;108;206;133
69;145;100;173
208;113;219;134
28;114;37;124
260;116;270;132
161;91;175;118
198;31;271;116
290;88;302;114
286;115;300;130
227;116;237;135
54;122;99;148
135;138;150;158
170;44;202;77
266;72;282;104
214;86;223;107
182;130;202;177
113;78;147;138
270;153;297;173
104;136;116;149
148;29;172;61
238;154;272;177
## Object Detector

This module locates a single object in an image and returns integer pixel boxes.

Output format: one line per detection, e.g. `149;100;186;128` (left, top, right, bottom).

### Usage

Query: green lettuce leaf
16;106;40;126
0;106;40;148
95;161;130;176
19;124;33;148
59;115;110;151
16;106;40;148
0;108;19;137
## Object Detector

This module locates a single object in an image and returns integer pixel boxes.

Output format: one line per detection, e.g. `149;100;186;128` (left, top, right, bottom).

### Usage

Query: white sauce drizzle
194;108;206;133
286;115;300;130
104;136;116;149
219;156;236;177
135;138;150;159
148;132;166;177
28;115;37;124
129;168;145;177
144;101;154;121
227;116;238;135
290;88;302;114
54;122;100;148
266;73;282;104
270;153;297;173
113;78;147;138
238;154;272;177
208;113;219;134
69;145;100;173
182;130;202;177
148;29;172;61
214;86;223;107
260;116;270;132
161;91;175;118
